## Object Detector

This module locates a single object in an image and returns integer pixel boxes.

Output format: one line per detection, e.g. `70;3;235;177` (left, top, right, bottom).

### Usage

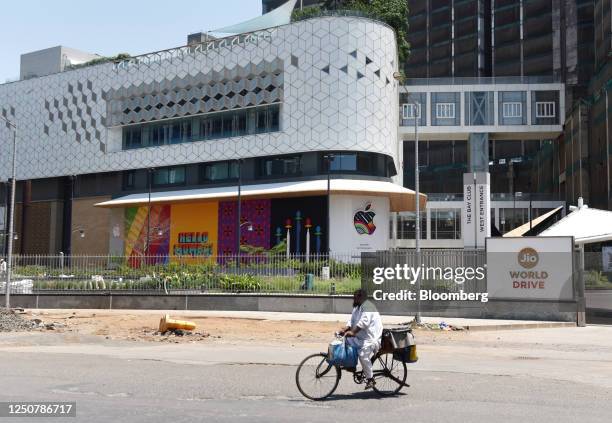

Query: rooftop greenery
67;53;131;70
291;0;410;67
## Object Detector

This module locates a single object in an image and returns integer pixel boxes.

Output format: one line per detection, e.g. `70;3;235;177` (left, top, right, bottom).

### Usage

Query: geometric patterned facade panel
107;59;284;126
0;17;399;181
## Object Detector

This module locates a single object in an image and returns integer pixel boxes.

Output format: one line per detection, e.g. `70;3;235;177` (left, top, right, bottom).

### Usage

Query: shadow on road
587;309;612;325
292;391;408;402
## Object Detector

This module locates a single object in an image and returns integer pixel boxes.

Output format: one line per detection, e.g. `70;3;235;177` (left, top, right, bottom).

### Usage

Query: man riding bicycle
338;289;383;390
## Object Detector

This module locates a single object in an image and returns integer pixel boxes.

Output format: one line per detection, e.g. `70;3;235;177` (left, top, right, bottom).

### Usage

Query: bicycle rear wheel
372;352;407;396
295;353;341;400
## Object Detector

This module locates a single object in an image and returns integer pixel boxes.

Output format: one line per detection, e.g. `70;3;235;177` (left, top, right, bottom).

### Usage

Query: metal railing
0;253;362;296
583;252;612;290
402;76;561;86
291;8;387;25
0;249;491;296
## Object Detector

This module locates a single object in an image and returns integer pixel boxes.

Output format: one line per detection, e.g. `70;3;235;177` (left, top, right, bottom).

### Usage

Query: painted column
285;218;292;258
305;217;312;262
295;211;302;255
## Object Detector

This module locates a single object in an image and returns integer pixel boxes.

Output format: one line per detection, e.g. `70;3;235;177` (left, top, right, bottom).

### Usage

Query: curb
462;322;577;331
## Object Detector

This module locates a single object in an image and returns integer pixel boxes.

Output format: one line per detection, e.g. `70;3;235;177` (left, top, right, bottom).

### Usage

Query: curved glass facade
122;104;281;150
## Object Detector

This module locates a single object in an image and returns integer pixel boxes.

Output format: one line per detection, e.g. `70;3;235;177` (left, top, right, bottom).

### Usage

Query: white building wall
0;17;399;181
329;195;390;254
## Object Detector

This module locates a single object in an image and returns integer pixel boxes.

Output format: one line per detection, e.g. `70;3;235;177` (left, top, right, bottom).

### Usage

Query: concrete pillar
464;133;491;249
468;132;489;172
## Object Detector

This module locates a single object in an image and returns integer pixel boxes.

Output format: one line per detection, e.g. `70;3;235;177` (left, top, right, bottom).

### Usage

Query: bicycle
295;330;414;400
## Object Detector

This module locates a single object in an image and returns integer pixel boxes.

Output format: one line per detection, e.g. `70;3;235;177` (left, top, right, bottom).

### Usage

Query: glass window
260;156;301;177
153;167;186;187
322;152;374;174
431;209;461;239
235;111;247;135
211;115;223;139
329;153;357;171
432;92;461;126
123;170;136;189
123;127;142;149
397;212;426;240
201;161;239;182
499;207;528;233
531;91;559;125
465;92;494;125
400;92;426;127
535;102;555;118
499;91;527;125
436;103;455;119
256;108;269;133
122;104;280;150
503;102;522;118
220;114;232;138
402;103;421;119
269;105;280;131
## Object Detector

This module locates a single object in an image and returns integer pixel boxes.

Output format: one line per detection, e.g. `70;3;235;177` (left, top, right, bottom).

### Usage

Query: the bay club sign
463;172;491;248
486;237;574;300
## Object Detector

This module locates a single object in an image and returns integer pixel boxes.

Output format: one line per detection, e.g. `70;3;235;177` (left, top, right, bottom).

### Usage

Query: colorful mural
124;204;171;265
217;199;271;255
120;196;329;264
169;202;218;261
270;197;327;254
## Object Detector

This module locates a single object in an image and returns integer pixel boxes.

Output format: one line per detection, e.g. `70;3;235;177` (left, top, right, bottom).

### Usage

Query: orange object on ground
159;314;197;332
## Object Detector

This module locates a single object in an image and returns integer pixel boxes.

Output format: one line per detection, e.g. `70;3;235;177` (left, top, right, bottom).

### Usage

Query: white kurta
346;301;383;379
346;301;383;348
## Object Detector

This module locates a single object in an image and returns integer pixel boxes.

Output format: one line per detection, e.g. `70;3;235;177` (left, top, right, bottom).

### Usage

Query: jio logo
518;247;539;269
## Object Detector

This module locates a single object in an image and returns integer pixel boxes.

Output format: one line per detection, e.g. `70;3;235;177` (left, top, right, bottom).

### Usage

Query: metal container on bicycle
382;327;418;363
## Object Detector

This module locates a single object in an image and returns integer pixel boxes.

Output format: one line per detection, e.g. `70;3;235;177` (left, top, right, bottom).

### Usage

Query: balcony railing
402;76;561;86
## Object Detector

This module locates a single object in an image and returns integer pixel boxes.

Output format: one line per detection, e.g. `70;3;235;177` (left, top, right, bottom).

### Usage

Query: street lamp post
146;168;154;257
413;103;421;324
515;191;522;230
528;182;533;232
1;181;6;255
235;159;244;260
323;154;335;256
1;116;17;309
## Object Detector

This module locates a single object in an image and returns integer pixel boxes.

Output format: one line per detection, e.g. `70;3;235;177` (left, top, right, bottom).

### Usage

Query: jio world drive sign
486;237;574;301
463;172;490;248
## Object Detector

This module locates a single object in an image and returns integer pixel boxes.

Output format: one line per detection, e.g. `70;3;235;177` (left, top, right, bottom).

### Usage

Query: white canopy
211;0;297;34
503;206;563;237
95;179;427;212
539;204;612;245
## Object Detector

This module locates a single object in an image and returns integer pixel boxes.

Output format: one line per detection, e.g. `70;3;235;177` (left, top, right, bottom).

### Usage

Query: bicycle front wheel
295;353;341;400
372;352;407;396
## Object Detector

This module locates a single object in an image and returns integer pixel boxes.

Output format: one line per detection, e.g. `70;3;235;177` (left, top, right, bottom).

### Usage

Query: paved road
1;326;612;423
1;351;611;423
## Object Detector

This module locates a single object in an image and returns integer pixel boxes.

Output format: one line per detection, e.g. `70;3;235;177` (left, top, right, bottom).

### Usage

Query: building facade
0;16;418;258
265;0;610;247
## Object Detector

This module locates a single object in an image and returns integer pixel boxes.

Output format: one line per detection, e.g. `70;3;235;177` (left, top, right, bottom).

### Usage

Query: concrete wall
329;195;390;254
0;294;578;322
71;196;111;255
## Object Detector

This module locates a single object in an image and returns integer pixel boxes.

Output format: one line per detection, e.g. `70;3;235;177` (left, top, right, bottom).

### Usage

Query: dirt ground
17;309;463;346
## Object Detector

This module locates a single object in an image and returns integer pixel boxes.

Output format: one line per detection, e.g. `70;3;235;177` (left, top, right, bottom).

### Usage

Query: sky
0;0;262;82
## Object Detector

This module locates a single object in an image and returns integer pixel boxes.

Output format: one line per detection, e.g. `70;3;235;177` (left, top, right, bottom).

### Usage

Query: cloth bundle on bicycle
326;339;358;367
382;327;415;350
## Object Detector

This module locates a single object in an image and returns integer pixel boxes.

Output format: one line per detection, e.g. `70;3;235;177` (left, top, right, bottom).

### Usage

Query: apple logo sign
354;203;376;235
